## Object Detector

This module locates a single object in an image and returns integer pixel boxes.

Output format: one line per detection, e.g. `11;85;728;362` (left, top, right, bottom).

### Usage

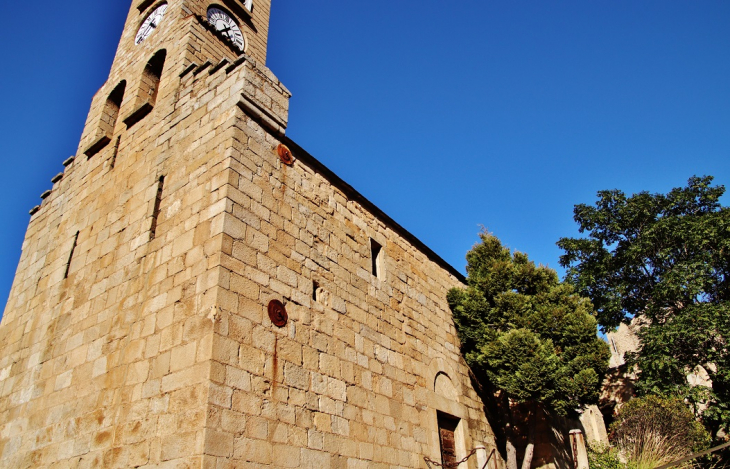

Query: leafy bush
610;395;711;469
588;444;625;469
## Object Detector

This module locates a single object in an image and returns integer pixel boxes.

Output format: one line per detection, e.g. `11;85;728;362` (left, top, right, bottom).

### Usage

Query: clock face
135;3;168;45
207;7;245;51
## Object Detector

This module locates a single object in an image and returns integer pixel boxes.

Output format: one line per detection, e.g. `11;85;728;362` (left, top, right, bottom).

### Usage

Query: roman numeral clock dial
207;7;245;51
135;3;168;45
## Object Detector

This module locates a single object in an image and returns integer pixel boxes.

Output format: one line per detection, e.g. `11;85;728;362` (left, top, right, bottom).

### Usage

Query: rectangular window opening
64;231;80;279
370;239;382;278
438;412;460;467
150;175;165;240
312;280;319;302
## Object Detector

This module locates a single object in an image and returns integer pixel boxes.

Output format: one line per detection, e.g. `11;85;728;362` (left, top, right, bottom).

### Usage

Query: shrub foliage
610;395;711;469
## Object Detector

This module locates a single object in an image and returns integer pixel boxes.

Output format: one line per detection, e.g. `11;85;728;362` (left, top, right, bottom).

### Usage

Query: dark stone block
84;136;111;157
193;61;212;75
180;63;198;78
123;103;153;128
209;58;230;75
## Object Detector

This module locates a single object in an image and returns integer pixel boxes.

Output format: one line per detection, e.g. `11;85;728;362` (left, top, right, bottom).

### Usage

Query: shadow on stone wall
468;370;593;469
599;363;636;429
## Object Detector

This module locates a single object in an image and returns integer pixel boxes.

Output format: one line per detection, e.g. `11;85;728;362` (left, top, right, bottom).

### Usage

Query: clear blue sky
0;1;728;316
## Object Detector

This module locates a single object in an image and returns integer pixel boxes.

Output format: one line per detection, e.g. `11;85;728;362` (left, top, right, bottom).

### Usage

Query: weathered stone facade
0;1;498;467
602;319;712;418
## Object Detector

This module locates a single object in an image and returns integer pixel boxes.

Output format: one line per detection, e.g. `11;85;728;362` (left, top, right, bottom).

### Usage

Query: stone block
160;431;197;461
233;437;272;464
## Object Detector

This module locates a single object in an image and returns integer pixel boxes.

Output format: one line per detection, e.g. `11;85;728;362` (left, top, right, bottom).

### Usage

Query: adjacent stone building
0;1;500;467
603;319;713;420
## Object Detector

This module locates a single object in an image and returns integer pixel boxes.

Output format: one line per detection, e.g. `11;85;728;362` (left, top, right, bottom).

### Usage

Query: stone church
0;0;504;467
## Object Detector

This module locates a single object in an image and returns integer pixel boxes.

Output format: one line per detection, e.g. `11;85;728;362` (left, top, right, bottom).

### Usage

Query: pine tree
448;233;609;469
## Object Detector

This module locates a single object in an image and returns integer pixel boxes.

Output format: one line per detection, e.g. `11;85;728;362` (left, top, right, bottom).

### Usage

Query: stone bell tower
0;1;497;467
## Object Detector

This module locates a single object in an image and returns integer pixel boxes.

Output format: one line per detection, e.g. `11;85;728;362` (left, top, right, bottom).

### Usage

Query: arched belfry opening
85;80;126;157
124;49;167;128
144;49;166;105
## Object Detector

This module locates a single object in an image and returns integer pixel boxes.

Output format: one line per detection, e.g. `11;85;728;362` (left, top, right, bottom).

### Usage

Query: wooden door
438;414;459;467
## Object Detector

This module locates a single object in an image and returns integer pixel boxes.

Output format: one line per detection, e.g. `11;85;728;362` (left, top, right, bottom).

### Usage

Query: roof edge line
281;136;466;285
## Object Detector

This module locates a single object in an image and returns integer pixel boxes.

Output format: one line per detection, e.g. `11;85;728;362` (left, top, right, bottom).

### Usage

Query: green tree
557;176;730;436
448;233;609;469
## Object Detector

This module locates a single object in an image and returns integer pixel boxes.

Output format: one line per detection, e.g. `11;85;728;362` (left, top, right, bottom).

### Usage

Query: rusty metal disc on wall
268;299;288;327
277;144;295;165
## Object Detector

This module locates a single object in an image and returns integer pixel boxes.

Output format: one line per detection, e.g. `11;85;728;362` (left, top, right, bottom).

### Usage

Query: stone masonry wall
192;58;499;466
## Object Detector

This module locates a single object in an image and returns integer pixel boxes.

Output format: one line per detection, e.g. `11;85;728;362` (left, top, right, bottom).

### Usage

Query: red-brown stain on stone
128;420;142;438
104;447;123;466
272;334;278;392
30;450;42;465
281;158;288;198
94;430;112;445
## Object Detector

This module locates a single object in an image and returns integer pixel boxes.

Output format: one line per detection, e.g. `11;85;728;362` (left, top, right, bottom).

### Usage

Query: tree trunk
506;430;518;469
520;403;537;469
505;395;519;469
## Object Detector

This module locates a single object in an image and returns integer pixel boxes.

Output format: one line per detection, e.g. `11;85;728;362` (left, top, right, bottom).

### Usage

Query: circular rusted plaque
268;300;288;327
277;144;295;166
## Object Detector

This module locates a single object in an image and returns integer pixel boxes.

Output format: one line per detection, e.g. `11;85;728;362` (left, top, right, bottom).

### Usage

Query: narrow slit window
110;136;121;168
370;239;382;278
150;176;165;240
312;280;319;302
64;231;80;279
